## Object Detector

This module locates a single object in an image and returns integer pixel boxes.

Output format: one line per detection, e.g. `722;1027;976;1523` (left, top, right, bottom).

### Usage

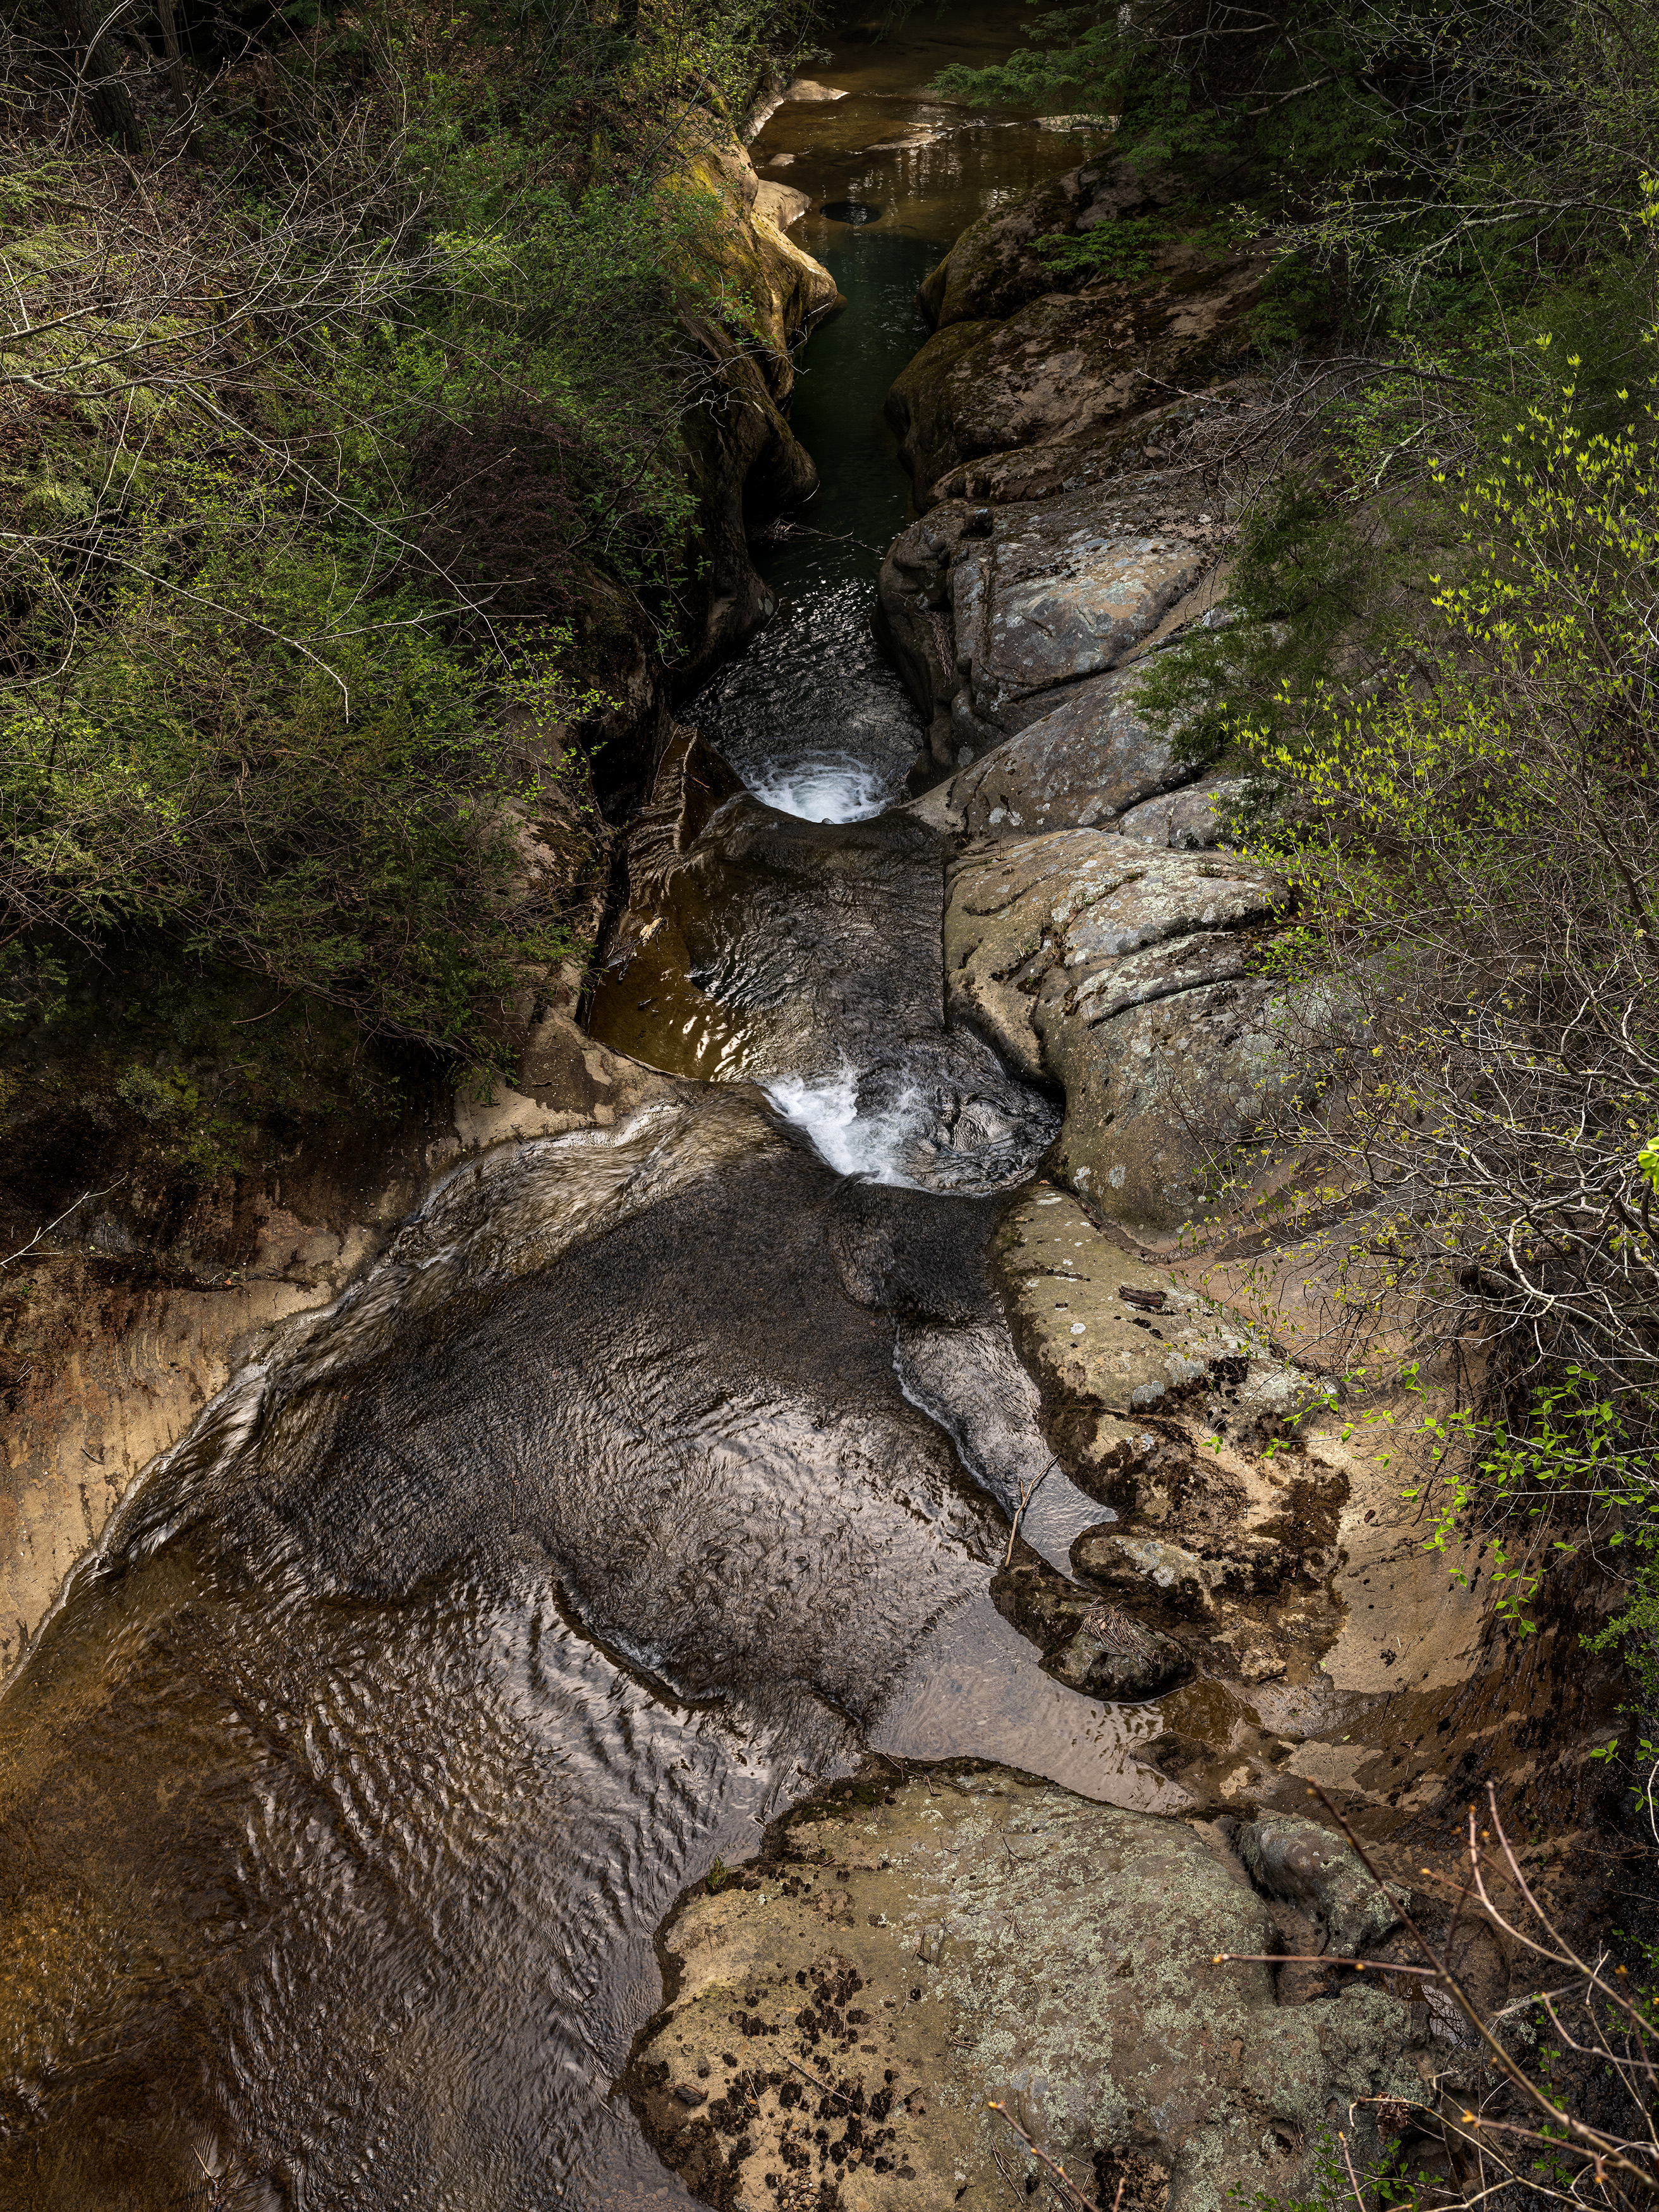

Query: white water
746;751;892;823
763;1065;925;1181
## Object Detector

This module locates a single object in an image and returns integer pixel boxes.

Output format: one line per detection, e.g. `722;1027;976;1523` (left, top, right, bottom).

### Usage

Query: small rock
1044;1607;1190;1698
1236;1815;1407;1955
1072;1529;1221;1621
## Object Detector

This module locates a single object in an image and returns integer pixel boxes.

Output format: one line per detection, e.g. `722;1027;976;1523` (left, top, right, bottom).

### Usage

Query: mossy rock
917;156;1188;330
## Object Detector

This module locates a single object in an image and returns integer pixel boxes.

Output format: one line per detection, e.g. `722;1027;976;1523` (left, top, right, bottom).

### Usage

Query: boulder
991;1556;1193;1695
949;669;1192;834
928;392;1248;511
887;255;1268;497
880;475;1225;764
1044;1605;1191;1698
917;157;1187;328
1237;1816;1407;1957
944;832;1290;1228
1115;774;1252;850
626;1770;1423;2212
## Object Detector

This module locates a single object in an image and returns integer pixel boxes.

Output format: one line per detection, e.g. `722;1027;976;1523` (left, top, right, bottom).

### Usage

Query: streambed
0;51;1155;2212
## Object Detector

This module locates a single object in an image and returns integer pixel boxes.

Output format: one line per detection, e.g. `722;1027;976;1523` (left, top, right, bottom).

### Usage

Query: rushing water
0;52;1144;2212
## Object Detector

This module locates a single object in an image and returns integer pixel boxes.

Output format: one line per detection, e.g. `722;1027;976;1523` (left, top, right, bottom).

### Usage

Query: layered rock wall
878;213;1276;1234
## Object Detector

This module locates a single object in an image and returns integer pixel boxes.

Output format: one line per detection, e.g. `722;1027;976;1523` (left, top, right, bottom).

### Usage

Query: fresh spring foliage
0;0;805;1103
1192;364;1659;1692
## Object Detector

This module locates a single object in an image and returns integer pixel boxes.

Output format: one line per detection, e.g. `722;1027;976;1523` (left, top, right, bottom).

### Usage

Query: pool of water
692;18;1112;822
688;229;938;820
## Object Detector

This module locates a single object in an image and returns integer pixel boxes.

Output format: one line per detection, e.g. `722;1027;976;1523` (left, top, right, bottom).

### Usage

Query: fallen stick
1211;1952;1443;1977
988;2100;1109;2212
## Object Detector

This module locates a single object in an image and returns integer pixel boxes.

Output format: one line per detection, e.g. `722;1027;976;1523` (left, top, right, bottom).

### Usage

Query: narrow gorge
0;13;1639;2212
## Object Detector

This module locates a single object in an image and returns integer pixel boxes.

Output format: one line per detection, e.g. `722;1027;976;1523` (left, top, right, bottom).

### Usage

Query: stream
0;38;1152;2212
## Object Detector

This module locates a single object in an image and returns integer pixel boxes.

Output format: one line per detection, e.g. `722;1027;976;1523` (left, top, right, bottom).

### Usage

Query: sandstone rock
962;520;1204;727
944;832;1289;1227
989;1187;1285;1415
928;391;1251;511
755;178;811;229
679;143;844;683
1041;975;1282;1231
1115;774;1252;850
947;667;1192;834
626;1770;1422;2212
887;257;1268;497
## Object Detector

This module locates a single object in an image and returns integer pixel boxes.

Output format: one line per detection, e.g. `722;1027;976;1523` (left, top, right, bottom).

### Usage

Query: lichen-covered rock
887;257;1267;497
1114;774;1250;849
928;394;1248;511
625;1770;1423;2212
943;832;1289;1227
961;519;1205;726
949;669;1192;833
880;474;1225;765
917;157;1186;328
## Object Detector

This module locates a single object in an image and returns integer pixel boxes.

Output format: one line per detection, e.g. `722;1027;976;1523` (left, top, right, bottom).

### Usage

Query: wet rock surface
590;728;1059;1191
626;1768;1425;2212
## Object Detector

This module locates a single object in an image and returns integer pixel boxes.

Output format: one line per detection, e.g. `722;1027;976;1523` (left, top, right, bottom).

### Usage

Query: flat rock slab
626;1770;1421;2212
991;1185;1293;1421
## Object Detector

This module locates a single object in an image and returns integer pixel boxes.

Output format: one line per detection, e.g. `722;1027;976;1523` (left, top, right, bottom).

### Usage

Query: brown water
753;0;1110;253
0;42;1150;2212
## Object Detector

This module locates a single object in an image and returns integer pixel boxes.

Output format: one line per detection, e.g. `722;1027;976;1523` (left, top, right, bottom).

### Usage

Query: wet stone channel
0;42;1172;2212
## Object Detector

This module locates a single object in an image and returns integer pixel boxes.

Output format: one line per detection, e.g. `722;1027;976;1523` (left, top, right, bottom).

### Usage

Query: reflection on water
700;12;1111;817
